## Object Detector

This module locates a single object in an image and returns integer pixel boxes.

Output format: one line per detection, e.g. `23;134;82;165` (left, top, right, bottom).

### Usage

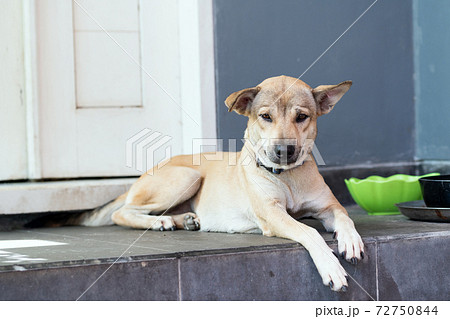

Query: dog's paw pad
183;214;200;231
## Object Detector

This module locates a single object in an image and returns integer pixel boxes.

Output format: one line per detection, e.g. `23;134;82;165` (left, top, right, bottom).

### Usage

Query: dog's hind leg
112;166;202;230
78;192;128;226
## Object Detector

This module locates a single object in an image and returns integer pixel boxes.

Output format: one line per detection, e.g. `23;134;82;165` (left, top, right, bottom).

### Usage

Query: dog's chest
281;178;318;214
283;183;300;212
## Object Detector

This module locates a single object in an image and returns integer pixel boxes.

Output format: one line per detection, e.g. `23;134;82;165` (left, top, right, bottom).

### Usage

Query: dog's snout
274;145;296;159
271;144;298;164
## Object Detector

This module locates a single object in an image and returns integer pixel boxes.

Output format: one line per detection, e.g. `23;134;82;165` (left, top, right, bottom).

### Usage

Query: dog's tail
25;193;127;228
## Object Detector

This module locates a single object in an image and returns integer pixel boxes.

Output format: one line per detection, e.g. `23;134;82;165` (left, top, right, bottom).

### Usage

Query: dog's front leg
315;203;365;264
253;199;348;291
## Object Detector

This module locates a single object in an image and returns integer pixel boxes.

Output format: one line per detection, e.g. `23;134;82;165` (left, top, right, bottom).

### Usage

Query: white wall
0;0;28;180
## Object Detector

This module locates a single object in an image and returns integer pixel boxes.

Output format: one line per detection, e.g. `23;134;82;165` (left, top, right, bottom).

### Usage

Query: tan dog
78;75;364;292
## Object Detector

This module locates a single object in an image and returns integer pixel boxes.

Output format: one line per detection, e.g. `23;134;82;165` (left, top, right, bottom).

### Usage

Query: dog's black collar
256;159;284;174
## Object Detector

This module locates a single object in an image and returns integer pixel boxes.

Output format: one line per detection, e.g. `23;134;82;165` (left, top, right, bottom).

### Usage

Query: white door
35;0;186;178
0;0;215;182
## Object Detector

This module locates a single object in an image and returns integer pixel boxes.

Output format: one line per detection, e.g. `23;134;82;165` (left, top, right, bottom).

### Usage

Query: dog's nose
274;145;296;159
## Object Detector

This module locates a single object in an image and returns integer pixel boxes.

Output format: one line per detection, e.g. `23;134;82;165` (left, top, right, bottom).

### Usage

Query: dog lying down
65;75;364;292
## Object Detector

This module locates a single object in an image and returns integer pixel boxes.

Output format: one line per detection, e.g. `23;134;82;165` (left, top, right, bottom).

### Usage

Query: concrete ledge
0;208;449;300
0;178;136;214
1;232;448;301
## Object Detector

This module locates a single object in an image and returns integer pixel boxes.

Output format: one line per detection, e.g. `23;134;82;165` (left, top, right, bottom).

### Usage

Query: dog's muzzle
268;144;299;165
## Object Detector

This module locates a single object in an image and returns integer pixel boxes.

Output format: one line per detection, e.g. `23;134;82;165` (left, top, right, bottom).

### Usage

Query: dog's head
225;75;352;170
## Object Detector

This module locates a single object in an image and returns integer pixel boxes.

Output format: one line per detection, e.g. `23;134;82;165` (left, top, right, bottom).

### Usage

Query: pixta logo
126;128;172;175
126;129;327;175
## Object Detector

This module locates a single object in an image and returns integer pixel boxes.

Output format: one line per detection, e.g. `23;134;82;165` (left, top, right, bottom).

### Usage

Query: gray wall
213;0;416;166
414;0;450;161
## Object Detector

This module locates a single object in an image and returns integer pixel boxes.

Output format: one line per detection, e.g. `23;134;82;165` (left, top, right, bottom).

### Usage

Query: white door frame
23;0;41;180
178;0;217;154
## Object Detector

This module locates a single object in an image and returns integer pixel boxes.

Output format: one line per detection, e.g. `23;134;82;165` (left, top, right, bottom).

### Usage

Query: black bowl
419;174;450;208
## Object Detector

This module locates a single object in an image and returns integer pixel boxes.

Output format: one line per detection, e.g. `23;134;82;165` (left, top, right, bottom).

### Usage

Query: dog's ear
312;81;352;116
225;86;261;116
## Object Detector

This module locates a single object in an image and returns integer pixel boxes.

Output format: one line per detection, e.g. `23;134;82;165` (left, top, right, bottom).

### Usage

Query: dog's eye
296;114;309;123
260;113;272;122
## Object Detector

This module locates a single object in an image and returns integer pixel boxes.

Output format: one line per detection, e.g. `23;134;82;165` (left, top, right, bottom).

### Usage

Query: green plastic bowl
345;173;440;215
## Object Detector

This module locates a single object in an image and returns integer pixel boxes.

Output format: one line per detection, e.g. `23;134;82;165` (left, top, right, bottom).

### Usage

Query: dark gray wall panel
180;244;377;301
414;1;450;161
378;236;450;300
0;258;179;301
214;0;415;166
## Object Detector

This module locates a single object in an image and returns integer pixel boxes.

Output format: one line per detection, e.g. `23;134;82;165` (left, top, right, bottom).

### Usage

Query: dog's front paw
151;216;177;231
334;225;364;264
312;249;348;292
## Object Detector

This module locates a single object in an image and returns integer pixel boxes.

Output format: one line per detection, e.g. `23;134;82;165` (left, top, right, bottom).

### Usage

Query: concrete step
0;178;136;215
0;208;449;300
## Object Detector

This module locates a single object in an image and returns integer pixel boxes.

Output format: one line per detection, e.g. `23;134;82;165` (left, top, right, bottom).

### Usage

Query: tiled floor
0;225;295;270
0;207;448;269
